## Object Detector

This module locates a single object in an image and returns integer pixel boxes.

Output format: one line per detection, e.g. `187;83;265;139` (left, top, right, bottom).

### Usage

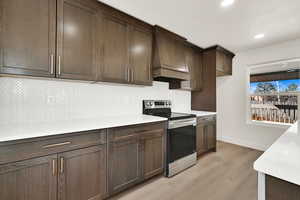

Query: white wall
217;38;300;151
0;78;190;125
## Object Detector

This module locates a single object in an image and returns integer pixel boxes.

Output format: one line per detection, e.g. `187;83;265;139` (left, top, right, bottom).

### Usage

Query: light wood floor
109;142;263;200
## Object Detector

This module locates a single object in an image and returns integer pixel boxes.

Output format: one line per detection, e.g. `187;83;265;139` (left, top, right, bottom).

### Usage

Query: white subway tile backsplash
0;77;191;124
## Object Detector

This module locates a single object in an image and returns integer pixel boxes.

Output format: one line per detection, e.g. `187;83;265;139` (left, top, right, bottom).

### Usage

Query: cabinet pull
60;157;64;174
127;68;130;82
50;54;54;74
58;56;61;75
131;69;134;82
52;159;57;176
42;141;71;149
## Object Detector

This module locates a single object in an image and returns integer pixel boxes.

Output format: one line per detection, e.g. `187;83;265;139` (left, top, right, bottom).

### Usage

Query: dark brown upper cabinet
99;14;130;84
0;0;56;77
153;25;189;80
129;25;153;86
205;45;235;77
170;42;203;91
56;0;98;81
98;9;153;86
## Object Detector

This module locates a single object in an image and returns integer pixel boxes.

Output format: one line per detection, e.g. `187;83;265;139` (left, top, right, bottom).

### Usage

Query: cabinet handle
60;157;64;174
42;141;71;149
52;159;57;176
50;54;54;74
131;69;134;82
58;56;61;75
127;68;130;82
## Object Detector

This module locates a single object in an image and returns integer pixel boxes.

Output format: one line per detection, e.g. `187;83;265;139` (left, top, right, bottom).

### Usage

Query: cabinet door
100;15;129;84
0;155;57;200
140;129;164;180
130;26;153;85
108;136;141;195
57;0;97;81
0;0;56;77
58;145;107;200
192;53;203;91
196;124;207;155
206;123;216;150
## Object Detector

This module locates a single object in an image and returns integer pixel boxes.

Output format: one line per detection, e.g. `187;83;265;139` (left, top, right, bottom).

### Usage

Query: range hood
152;26;190;81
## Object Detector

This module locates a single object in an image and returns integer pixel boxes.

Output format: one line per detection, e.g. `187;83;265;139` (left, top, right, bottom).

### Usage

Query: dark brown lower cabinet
108;123;166;196
196;116;217;156
0;145;107;200
0;155;57;200
141;129;164;180
58;145;107;200
108;136;141;195
266;175;300;200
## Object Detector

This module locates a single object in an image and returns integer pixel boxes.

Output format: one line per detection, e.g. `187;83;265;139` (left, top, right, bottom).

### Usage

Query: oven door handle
168;120;197;129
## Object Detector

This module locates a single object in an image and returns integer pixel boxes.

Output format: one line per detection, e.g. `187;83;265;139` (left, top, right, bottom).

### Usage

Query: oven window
168;125;196;162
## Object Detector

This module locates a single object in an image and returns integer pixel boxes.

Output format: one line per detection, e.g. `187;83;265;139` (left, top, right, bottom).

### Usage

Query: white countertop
0;115;167;143
254;121;300;185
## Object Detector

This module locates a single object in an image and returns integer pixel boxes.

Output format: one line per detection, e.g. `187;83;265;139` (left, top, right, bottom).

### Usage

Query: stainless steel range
143;100;197;177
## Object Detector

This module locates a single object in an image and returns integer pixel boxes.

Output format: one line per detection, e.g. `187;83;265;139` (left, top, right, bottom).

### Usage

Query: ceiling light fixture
254;34;265;39
221;0;235;7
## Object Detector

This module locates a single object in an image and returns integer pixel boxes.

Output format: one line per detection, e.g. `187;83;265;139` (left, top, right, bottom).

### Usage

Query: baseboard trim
218;136;267;151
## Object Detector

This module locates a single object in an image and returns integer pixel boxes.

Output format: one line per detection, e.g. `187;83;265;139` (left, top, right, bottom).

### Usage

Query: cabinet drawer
108;122;166;142
197;115;216;124
0;130;106;164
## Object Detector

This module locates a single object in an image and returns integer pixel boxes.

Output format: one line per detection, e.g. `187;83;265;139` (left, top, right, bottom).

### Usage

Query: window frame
246;58;300;129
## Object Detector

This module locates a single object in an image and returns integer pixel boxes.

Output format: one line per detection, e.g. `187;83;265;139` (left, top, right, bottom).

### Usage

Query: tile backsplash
0;77;191;124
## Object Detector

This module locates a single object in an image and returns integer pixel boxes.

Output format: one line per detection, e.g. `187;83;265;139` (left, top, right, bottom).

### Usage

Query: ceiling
99;0;300;53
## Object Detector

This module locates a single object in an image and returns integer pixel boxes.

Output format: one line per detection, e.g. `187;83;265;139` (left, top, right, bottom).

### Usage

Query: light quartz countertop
254;121;300;185
0;115;167;143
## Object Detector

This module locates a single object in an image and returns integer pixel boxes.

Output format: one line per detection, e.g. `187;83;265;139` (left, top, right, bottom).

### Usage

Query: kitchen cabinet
153;26;190;80
108;122;166;195
196;115;216;156
98;13;153;85
56;0;98;81
266;175;300;200
0;130;107;200
0;0;56;77
0;155;57;200
108;134;141;195
129;26;153;85
140;129;164;180
100;14;129;84
213;46;235;76
58;145;107;200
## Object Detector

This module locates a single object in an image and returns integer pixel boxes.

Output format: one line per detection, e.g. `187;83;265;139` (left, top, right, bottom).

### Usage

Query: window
248;59;300;126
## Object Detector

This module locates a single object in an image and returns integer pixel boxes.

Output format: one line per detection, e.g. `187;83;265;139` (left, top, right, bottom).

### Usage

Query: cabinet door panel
0;155;57;200
196;124;207;155
108;136;141;195
141;129;164;179
130;27;152;85
58;145;107;200
206;123;216;150
57;0;97;80
100;15;129;83
192;53;203;91
0;0;56;77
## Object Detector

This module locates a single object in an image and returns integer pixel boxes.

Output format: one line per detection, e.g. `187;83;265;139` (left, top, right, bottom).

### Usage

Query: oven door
167;118;197;163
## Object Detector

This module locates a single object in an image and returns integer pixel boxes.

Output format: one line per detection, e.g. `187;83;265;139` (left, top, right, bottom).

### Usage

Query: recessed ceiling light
254;34;265;39
221;0;235;7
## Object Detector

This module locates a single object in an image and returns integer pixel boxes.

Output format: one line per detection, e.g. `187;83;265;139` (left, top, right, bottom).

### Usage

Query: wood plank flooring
108;142;263;200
